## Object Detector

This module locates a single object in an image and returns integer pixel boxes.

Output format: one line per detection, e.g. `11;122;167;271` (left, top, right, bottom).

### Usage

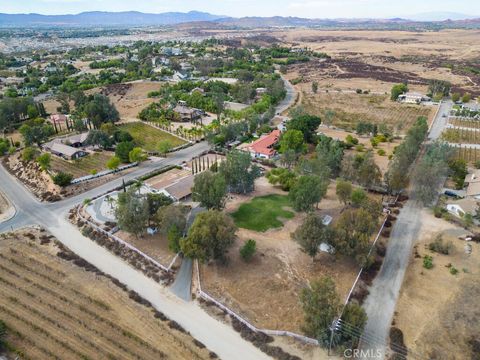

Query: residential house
464;170;480;199
246;130;281;159
173;101;204;122
50;114;68;125
48;143;88;160
398;92;430;104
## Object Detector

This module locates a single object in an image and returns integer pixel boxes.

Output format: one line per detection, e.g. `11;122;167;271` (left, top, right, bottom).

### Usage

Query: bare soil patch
0;228;212;360
301;91;435;134
201;178;361;333
90;81;162;121
393;210;480;359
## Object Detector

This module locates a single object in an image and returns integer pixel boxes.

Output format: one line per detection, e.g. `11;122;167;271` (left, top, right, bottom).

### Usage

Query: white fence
195;260;320;346
71;162;138;184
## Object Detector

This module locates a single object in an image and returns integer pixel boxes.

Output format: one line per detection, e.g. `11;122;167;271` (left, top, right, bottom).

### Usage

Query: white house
446;199;478;218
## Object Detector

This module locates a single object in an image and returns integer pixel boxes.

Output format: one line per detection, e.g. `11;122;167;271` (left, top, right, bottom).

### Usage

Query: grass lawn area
119;122;186;152
50;151;115;178
231;194;295;232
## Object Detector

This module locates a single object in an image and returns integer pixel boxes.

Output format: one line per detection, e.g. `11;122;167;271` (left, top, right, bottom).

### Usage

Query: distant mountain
406;12;480;21
0;11;227;27
0;10;479;29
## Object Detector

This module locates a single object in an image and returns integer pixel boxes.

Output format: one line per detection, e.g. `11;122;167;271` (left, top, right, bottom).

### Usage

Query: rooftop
249;130;281;157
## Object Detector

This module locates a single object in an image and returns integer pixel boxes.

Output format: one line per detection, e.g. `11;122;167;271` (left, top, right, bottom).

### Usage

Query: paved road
0;142;272;359
170;206;206;301
276;74;298;116
360;202;423;358
359;101;452;358
428;100;452;141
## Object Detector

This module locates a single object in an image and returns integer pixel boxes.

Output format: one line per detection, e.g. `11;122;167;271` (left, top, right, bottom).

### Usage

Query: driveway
359;103;453;358
360;201;423;358
275;74;297;116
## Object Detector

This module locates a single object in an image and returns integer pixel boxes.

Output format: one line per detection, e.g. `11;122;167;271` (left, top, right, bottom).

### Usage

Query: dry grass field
50;151;116;178
0;228;212;360
200;178;365;333
393;210;480;359
301;92;434;134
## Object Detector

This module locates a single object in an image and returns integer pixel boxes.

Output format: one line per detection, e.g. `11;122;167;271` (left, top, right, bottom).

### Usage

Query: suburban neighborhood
0;2;479;360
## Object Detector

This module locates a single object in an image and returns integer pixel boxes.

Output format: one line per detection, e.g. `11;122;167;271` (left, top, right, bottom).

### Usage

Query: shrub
22;146;38;162
377;149;386;156
345;135;359;145
356;89;362;94
83;198;92;205
240;239;256;261
429;234;453;255
90;169;98;175
449;266;458;275
423;255;433;269
52;172;73;187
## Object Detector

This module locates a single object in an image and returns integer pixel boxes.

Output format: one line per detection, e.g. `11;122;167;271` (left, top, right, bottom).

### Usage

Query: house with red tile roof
246;129;281;159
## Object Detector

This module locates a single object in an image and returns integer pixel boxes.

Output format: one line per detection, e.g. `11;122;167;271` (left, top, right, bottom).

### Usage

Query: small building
246;130;281;159
398;92;430;104
446;199;479;218
49;143;88;160
164;175;195;201
173;101;203;122
50;114;68;125
464;170;480;199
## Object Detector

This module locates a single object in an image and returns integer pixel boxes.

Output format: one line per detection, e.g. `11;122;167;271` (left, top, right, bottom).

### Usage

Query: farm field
393;210;480;359
441;128;480;144
301;92;434;134
0;228;212;360
50;151;116;178
201;178;362;333
119;122;186;152
231;194;294;232
449;118;480;129
452;146;480;164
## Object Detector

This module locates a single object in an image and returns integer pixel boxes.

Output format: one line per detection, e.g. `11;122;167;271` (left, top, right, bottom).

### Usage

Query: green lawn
50;151;115;178
119;122;186;152
231;194;295;232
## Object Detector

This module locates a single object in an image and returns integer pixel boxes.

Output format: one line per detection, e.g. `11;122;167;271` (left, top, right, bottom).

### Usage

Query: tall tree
287;115;321;143
300;276;340;343
279;129;306;154
192;170;227;210
181;210;237;263
155;204;189;236
289;175;328;212
219;150;261;194
336;179;352;206
115;189;149;239
292;213;334;261
333;208;379;266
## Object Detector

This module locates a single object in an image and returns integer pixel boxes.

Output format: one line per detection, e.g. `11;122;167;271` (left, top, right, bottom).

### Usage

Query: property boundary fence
194;260;320;346
71;162;139;184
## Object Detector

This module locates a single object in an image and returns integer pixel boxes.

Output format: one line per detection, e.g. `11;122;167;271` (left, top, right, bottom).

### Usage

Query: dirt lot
317;126;401;175
301;92;435;134
201;177;361;333
115;230;178;267
278;29;480;96
0;228;212;360
91;81;162;121
393;210;480;359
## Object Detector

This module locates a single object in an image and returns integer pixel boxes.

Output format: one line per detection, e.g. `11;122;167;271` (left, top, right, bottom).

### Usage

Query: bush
423;255;433;269
240;239;256;261
345;135;359;145
429;234;453;255
356;89;362;94
22;146;38;162
377;149;386;156
52;172;73;187
449;266;458;275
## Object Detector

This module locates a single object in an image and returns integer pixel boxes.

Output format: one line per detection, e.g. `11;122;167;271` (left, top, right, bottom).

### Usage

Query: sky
0;0;479;19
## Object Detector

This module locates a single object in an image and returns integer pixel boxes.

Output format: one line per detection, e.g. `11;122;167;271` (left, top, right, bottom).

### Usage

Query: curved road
0;142;271;360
